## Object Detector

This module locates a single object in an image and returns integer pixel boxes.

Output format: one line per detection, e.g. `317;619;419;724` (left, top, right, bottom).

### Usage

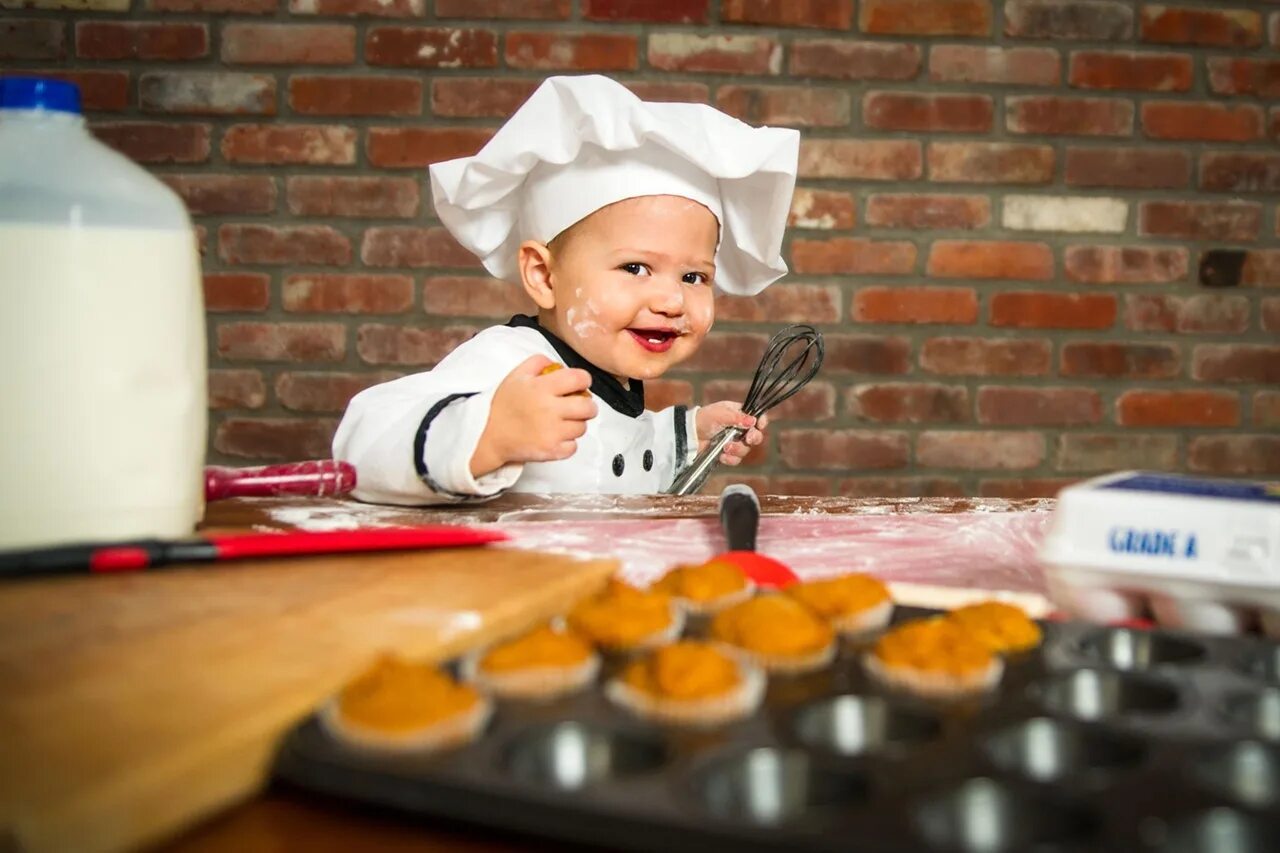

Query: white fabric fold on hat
428;75;800;296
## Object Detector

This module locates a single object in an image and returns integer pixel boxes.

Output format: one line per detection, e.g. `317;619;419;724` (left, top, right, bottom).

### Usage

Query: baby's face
544;194;718;382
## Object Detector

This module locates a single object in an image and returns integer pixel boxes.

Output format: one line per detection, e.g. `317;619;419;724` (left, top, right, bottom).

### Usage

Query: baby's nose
649;277;685;315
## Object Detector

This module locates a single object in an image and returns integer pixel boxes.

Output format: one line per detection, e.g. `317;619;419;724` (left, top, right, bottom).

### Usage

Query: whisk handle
665;426;745;496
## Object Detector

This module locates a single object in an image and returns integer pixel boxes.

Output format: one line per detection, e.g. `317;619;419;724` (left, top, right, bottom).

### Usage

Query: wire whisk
667;324;825;496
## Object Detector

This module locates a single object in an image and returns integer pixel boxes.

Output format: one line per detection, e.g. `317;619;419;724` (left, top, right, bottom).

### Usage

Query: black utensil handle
719;484;760;553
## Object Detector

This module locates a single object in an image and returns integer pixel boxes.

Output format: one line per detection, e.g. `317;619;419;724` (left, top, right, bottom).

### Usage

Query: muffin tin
274;609;1280;852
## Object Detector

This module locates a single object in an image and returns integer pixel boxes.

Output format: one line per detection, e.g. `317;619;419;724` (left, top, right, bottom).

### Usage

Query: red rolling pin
204;460;357;501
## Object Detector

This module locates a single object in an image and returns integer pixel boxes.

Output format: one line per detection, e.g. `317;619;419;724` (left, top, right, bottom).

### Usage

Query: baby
334;76;800;505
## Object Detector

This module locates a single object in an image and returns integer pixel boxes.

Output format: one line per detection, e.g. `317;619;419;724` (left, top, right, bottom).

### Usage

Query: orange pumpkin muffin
653;559;754;614
710;594;836;674
864;618;1003;699
945;601;1042;655
784;574;894;636
606;640;765;726
465;623;600;700
321;654;491;752
567;579;683;652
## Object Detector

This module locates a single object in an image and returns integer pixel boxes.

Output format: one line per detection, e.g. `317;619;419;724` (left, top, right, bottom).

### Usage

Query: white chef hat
428;75;800;296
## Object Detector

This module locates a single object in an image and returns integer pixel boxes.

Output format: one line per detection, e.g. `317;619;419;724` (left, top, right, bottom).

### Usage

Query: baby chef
334;75;801;506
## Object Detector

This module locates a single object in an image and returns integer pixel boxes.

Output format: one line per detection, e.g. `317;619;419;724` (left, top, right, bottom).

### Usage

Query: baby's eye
620;262;650;276
682;271;709;285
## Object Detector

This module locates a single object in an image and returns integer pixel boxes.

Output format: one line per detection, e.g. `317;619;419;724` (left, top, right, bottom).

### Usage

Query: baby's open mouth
627;328;680;354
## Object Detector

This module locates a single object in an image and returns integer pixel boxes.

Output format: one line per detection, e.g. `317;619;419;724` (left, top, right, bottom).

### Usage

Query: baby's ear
517;240;556;310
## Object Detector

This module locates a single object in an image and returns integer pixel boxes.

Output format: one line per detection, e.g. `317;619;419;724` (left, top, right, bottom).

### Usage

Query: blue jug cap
0;77;82;115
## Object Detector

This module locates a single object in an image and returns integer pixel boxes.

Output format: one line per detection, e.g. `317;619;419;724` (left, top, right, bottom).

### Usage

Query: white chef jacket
332;315;699;506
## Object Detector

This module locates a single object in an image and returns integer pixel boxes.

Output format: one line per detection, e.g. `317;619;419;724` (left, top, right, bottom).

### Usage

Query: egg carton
1039;472;1280;637
274;610;1280;852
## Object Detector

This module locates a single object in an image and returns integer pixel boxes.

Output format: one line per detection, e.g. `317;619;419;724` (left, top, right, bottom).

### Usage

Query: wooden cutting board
0;547;616;853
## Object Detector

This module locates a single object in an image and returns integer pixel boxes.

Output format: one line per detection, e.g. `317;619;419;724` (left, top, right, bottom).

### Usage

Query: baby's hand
696;402;768;467
471;355;596;477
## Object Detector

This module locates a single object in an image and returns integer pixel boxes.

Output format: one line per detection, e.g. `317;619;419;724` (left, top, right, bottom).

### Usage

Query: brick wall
2;0;1277;497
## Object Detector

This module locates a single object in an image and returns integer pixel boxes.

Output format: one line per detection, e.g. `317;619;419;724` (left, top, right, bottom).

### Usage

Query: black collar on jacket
505;314;646;418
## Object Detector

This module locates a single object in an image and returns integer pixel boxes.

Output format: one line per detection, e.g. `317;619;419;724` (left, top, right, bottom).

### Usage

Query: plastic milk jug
0;78;206;550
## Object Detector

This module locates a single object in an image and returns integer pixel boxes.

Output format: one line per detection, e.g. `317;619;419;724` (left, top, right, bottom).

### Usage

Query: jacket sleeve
650;404;700;491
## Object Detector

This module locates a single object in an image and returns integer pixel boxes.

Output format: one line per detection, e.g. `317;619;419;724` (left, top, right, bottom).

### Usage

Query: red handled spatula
713;484;798;589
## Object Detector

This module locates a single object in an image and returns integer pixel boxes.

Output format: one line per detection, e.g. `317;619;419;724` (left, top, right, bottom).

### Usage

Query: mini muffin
945;601;1042;655
606;640;765;726
321;654;492;752
464;623;599;700
784;574;894;636
864;618;1003;699
567;579;684;652
653;559;754;614
710;594;836;674
539;362;591;397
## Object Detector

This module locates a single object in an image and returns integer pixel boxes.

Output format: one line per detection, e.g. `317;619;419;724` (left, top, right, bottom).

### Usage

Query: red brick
716;85;850;128
214;418;338;461
1193;345;1280;384
979;479;1079;499
928;240;1053;281
1007;95;1133;137
30;70;128;112
288;0;422;15
140;72;274;116
1265;298;1280;333
276;372;401;413
672;333;769;373
1140;201;1261;242
917;431;1044;470
929;45;1059;86
356;324;477;366
221;124;355;165
789;39;921;80
865;194;989;230
219;224;351;267
217;322;346;362
208;369;266;410
716;284;841;324
860;0;991;36
977;387;1101;426
368;127;492;169
221;24;353;65
1143;102;1263;142
422;276;535;318
1005;1;1134;40
289;76;421;116
204;272;270;313
788;189;856;230
825;335;912;374
799;139;922;180
921;337;1051;377
581;0;704;20
779;429;909;470
508;32;639;71
863;92;992;132
1254;391;1280;428
791;238;916;276
722;0;851;29
1064;246;1188;284
366;27;497;68
848;383;969;423
1141;6;1262;48
991;293;1117;330
1064;147;1189;189
852;287;976;325
1126;294;1250;335
194;226;208;256
361;227;480;269
1061;342;1182;379
286;176;419;219
94;122;210;164
1069;50;1191;92
838;477;966;498
928;142;1054;184
1117;390;1239;428
1057;433;1179;472
162;174;275;216
644;378;694;412
150;0;275;11
1207;58;1280;98
76;22;206;61
1200;153;1280;194
704;381;836;422
648;33;778;74
1188;436;1280;476
430;79;537;118
1;19;66;60
283;274;414;314
438;0;568;17
622;81;710;103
